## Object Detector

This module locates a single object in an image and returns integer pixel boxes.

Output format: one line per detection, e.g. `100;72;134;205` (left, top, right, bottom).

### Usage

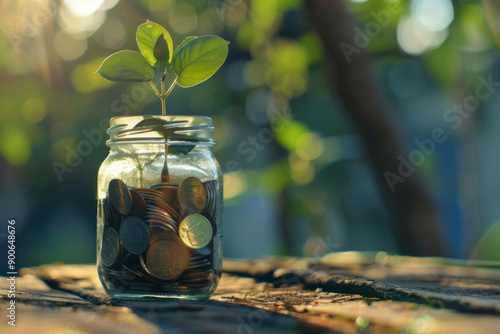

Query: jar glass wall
96;116;223;300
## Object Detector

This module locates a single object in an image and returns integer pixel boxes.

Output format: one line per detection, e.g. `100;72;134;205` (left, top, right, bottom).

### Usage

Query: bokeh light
0;126;31;166
63;0;106;17
169;3;198;35
93;17;127;50
71;57;113;93
243;60;267;88
411;0;454;32
139;0;172;11
266;39;308;98
224;172;248;200
225;1;248;28
295;133;324;161
21;97;47;124
53;30;88;61
58;5;106;35
397;15;448;55
289;154;315;185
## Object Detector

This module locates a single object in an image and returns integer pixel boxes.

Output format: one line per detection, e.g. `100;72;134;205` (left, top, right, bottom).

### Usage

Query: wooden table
1;253;500;333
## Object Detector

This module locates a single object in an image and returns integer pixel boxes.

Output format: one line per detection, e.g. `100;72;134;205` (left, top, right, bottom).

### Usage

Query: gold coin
179;214;213;249
146;233;189;281
178;177;207;215
150;183;179;208
137;189;179;220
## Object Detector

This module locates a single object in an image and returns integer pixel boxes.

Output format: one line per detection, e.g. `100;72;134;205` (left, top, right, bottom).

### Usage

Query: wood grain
0;256;499;333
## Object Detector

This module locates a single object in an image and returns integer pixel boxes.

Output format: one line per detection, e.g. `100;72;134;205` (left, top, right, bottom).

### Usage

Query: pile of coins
99;176;217;291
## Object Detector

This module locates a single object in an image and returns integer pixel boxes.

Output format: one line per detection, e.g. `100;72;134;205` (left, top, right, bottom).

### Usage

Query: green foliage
153;34;170;70
96;50;154;82
136;21;173;68
172;36;197;59
173;36;229;87
96;20;229;115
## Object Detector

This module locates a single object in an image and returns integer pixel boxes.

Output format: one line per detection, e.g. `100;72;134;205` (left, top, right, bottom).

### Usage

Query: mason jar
96;115;223;300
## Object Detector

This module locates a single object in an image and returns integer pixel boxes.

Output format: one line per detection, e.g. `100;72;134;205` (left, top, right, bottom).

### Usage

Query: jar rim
107;115;215;147
109;115;213;125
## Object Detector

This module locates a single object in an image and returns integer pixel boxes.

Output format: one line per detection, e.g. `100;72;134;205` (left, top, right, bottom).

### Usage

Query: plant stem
149;74;177;116
164;79;177;98
160;75;169;182
161;78;166;116
148;81;161;98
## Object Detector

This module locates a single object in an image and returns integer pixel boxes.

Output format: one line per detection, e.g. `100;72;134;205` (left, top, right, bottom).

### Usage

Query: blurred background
1;0;500;267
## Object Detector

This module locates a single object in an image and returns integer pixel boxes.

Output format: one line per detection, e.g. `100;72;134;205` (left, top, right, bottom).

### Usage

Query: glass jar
96;115;223;300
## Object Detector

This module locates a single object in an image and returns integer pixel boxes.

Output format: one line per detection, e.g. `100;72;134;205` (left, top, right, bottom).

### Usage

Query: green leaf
96;50;154;82
153;33;169;70
136;21;174;67
152;66;164;93
172;35;229;87
172;36;197;60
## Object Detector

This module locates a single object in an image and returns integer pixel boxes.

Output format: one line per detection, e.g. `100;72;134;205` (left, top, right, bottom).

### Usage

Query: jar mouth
107;115;215;147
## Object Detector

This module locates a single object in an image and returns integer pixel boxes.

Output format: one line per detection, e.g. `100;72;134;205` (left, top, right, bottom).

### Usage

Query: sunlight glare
63;0;106;17
411;0;454;32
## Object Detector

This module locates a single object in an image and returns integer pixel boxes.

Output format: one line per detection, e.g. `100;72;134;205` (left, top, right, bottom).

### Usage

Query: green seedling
96;20;229;115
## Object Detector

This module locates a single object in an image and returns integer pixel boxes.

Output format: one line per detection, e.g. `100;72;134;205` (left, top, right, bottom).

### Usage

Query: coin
150;183;179;208
108;179;133;215
182;280;213;288
181;271;210;280
192;246;211;257
101;228;122;268
103;198;111;224
147;216;178;236
139;188;171;200
129;190;147;217
146;203;177;220
143;199;179;222
179;214;213;249
178;177;207;215
104;196;121;228
137;189;179;220
187;261;212;270
119;217;149;255
122;264;165;285
137;255;175;285
145;233;189;280
202;180;217;218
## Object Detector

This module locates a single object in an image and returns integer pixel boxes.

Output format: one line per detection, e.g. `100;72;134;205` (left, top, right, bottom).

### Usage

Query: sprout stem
148;81;161;98
161;79;166;116
149;75;177;116
164;78;177;98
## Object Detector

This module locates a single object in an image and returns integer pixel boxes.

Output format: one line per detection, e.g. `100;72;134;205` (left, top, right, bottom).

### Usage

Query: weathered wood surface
1;253;500;333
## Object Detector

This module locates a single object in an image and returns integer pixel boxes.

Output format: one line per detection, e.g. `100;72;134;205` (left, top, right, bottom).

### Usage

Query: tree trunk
304;0;446;256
